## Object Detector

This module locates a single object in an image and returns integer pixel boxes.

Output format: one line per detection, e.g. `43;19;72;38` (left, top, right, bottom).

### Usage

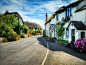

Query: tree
0;14;23;35
22;24;29;34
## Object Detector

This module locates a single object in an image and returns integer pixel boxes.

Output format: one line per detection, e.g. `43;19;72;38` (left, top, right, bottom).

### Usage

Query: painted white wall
77;30;86;39
59;11;66;22
77;0;86;10
68;23;77;43
73;10;86;26
45;22;50;37
63;21;70;41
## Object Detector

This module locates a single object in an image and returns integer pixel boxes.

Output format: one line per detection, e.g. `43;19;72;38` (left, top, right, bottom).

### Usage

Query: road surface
0;36;86;65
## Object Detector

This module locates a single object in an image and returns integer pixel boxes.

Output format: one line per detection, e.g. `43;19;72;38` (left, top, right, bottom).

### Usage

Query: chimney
6;10;9;13
46;12;48;22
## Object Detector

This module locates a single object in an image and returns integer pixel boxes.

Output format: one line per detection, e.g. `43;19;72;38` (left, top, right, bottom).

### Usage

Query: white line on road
41;38;49;65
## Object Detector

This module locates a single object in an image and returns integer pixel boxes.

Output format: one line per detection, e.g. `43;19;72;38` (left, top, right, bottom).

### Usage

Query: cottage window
66;29;69;37
81;32;85;39
66;7;72;17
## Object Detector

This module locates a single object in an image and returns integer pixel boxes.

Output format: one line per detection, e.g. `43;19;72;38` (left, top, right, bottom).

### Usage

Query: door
71;29;75;42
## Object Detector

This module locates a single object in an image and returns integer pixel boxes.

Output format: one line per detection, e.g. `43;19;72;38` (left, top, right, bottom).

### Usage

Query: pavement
0;36;86;65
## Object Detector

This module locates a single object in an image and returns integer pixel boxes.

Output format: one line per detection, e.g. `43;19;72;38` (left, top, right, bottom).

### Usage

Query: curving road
0;36;86;65
0;36;47;65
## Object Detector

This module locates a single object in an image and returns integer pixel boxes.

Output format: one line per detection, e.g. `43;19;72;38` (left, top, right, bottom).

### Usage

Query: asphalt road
0;36;86;65
0;36;47;65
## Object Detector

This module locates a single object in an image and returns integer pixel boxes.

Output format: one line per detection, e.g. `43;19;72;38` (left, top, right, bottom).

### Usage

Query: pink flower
82;47;84;49
77;45;79;48
82;44;85;46
83;38;86;40
80;50;83;52
77;38;82;41
76;42;78;44
71;44;73;45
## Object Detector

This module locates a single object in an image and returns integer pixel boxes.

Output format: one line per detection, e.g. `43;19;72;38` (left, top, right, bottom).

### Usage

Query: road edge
41;37;49;65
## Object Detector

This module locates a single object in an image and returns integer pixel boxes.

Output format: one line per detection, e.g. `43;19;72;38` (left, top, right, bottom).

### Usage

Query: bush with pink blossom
75;38;86;52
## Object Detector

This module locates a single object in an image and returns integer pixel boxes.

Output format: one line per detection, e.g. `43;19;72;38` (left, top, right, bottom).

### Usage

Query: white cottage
45;0;86;43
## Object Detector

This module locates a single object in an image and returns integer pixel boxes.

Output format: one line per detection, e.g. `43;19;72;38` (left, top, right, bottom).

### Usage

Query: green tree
0;14;23;35
22;24;29;34
0;22;17;42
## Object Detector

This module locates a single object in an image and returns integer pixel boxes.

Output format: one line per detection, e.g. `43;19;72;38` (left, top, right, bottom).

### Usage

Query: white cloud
0;0;77;29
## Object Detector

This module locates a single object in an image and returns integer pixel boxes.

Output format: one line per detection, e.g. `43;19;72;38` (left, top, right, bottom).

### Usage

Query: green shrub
3;37;8;42
46;35;49;40
22;24;29;34
21;33;25;38
7;31;17;41
0;22;17;41
43;30;45;37
36;33;40;35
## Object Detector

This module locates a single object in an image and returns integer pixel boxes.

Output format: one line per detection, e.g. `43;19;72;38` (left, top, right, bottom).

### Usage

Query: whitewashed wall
77;30;86;39
68;23;77;43
77;0;86;10
63;21;70;41
73;10;86;26
58;11;66;22
45;22;50;37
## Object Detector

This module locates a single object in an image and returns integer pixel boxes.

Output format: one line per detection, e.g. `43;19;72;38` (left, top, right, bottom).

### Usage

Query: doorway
71;29;75;42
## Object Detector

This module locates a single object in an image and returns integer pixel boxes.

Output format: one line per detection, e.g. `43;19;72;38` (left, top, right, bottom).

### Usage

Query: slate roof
75;5;86;12
67;21;86;30
24;21;42;30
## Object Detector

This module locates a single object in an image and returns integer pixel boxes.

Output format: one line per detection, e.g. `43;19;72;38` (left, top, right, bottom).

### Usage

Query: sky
0;0;78;30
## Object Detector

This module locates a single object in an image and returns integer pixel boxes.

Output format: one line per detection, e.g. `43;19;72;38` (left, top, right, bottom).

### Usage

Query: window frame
66;7;72;17
66;29;69;37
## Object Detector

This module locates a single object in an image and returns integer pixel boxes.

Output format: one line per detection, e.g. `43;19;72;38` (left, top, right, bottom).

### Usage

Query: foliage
36;33;40;35
63;17;70;22
0;14;23;35
46;35;49;40
56;25;65;37
0;22;17;41
43;30;46;37
50;37;56;42
21;33;25;38
63;41;69;44
7;31;17;41
57;38;69;44
3;37;8;42
22;24;29;34
75;38;86;52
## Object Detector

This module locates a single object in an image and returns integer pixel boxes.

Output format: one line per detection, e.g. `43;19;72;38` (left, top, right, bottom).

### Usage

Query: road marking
41;38;49;65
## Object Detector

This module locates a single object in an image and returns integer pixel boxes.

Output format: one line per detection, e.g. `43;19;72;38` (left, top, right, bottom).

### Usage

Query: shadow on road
37;37;86;61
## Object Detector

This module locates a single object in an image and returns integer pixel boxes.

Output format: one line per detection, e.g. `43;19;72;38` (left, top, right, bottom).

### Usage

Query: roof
4;10;23;22
75;5;86;12
24;21;42;30
45;13;56;24
44;0;84;25
67;21;86;30
66;0;84;8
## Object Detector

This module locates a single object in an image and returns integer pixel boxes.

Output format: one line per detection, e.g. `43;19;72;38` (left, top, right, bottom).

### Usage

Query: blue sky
0;0;78;29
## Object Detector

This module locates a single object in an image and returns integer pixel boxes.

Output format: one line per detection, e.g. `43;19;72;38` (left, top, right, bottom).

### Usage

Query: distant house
4;10;24;25
24;21;42;30
45;0;86;43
